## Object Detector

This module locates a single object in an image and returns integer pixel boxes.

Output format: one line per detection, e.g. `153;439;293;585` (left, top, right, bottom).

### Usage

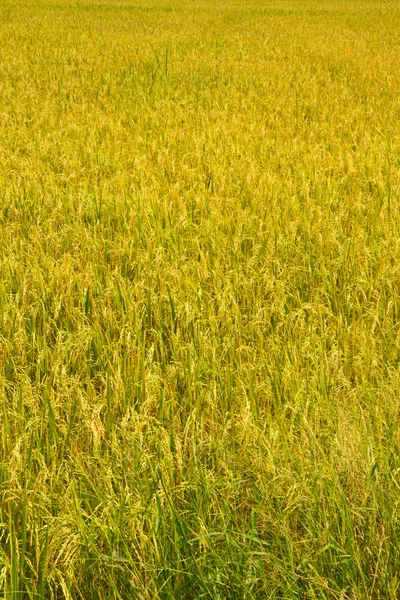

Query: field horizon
1;0;400;598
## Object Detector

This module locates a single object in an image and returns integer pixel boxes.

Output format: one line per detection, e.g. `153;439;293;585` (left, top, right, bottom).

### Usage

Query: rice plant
1;0;400;598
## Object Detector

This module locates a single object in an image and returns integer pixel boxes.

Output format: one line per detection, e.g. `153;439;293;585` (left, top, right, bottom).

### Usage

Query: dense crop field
1;0;400;597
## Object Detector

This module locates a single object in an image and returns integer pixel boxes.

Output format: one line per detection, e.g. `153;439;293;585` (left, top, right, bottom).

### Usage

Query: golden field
1;0;400;597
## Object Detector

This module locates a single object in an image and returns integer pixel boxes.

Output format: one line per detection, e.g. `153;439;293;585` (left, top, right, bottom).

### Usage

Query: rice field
1;0;400;598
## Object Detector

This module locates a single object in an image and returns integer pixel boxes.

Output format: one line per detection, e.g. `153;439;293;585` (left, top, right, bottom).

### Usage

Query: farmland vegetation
1;0;400;597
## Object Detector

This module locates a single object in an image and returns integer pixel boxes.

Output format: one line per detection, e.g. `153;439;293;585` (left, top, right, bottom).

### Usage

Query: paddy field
1;0;400;597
